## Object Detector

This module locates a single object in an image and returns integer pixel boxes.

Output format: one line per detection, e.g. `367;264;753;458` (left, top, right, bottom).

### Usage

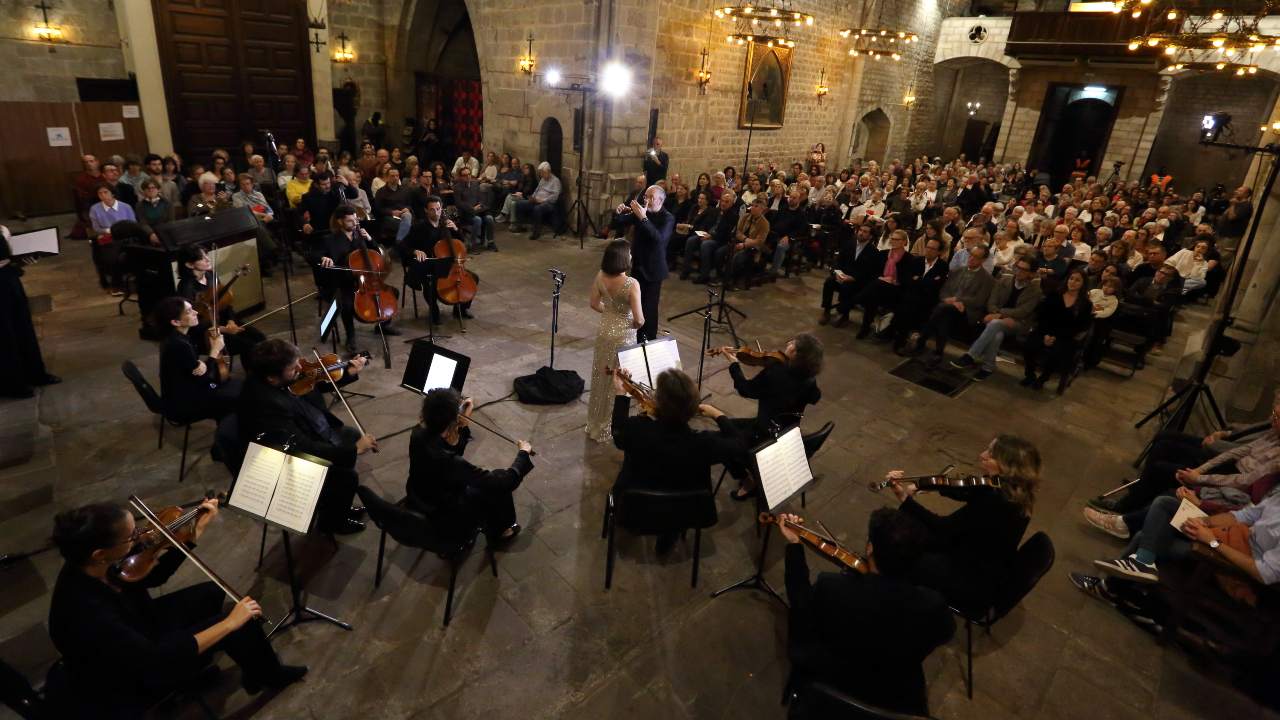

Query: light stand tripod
566;83;600;248
1131;137;1279;467
694;286;717;392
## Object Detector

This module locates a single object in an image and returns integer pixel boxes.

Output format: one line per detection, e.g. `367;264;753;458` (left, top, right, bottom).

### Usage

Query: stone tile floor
0;218;1274;719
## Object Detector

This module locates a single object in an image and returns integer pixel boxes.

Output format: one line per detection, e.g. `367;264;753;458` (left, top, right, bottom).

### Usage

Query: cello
347;229;398;325
434;207;478;329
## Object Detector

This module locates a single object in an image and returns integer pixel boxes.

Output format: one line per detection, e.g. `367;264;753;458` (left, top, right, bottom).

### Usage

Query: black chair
785;678;939;720
2;659;217;720
356;486;497;627
601;486;717;590
121;361;213;483
952;531;1055;699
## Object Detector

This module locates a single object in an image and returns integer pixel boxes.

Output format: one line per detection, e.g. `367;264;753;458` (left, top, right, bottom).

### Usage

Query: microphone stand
549;268;566;368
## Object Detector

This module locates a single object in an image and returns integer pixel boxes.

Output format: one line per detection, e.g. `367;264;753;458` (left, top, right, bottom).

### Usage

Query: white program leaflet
228;443;286;518
616;336;681;387
1169;498;1208;532
755;427;812;512
423;354;458;392
264;454;328;534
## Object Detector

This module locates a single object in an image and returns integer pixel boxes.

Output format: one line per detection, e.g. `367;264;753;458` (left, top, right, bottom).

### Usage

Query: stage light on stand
1201;111;1231;142
545;67;563;87
601;61;632;98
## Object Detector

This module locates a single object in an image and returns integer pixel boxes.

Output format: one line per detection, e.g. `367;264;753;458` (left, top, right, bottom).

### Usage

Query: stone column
114;0;173;154
994;67;1018;163
311;24;336;146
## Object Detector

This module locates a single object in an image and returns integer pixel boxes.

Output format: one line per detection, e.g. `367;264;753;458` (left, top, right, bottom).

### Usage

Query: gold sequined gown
586;275;636;443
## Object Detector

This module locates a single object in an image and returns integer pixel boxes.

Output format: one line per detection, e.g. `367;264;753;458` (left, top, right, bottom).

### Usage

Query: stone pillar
114;0;173;154
994;68;1018;163
310;25;335;146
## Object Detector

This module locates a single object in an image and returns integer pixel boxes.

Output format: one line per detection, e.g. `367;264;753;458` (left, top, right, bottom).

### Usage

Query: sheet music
423;354;458;392
7;227;59;256
264;454;329;534
320;300;339;338
1169;498;1208;531
228;443;286;518
616;336;682;387
755;427;813;512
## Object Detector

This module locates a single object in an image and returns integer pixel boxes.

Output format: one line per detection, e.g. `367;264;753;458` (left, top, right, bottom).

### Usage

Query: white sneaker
1094;554;1158;583
495;214;507;223
1083;507;1130;540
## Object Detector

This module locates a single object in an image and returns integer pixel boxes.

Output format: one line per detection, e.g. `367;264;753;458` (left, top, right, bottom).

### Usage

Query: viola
867;474;1003;493
289;351;371;396
607;367;656;416
193;263;251;327
759;512;869;574
348;229;398;324
114;491;224;583
434;208;478;306
706;345;787;367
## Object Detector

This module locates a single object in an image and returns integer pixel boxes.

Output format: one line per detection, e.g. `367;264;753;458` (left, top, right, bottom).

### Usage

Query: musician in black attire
237;339;374;534
312;206;401;352
886;435;1040;615
0;225;60;398
47;501;304;719
297;171;345;246
611;368;743;553
614;185;674;341
407;388;533;542
153;297;240;423
817;222;882;326
715;334;824;501
398;194;477;325
175;245;266;358
780;507;954;719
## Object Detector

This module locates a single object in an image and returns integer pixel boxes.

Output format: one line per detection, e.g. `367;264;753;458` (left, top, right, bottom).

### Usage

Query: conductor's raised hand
356;433;378;454
629;199;645;218
225;597;263;630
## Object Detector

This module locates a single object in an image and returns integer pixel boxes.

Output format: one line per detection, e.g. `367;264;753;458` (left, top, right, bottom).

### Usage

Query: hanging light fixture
32;1;64;43
840;0;918;62
815;67;830;102
1118;1;1276;74
716;2;812;48
518;33;536;76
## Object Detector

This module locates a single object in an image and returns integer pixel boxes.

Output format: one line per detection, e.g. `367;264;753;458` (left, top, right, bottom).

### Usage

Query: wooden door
152;0;313;161
0;103;83;217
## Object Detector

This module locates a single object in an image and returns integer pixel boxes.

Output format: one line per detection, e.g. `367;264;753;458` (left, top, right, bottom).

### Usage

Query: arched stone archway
932;57;1010;162
855;109;892;165
540;117;564;179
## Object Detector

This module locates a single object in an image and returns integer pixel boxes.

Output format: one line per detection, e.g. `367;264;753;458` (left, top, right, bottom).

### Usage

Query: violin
289;350;371;396
607;367;656;416
114;490;225;583
202;253;233;381
348;229;398;324
192;263;252;327
706;344;787;367
434;208;478;306
867;474;1003;493
759;512;869;574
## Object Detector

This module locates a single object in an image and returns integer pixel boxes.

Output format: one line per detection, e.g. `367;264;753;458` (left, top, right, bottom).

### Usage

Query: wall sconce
33;1;63;43
815;67;830;103
333;32;355;63
903;92;916;107
966;100;981;116
696;47;712;94
518;33;536;76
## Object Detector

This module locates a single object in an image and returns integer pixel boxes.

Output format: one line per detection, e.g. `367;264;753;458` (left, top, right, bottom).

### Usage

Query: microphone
548;267;567;277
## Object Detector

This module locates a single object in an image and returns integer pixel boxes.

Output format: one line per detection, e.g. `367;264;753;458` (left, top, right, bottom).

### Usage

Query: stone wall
0;0;128;103
931;59;1010;161
329;0;404;142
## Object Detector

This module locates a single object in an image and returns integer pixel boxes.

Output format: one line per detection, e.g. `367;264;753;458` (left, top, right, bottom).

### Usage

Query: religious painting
738;43;792;129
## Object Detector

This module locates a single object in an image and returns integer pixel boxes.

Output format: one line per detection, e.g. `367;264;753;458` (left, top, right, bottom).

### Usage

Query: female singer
0;225;60;398
884;435;1041;615
152;296;241;423
714;334;824;500
611;368;743;554
407;387;533;542
586;240;644;443
176;245;266;357
47;500;305;718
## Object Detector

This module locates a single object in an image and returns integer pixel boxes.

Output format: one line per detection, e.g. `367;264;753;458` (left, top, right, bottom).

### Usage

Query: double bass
434;208;478;307
348;229;398;324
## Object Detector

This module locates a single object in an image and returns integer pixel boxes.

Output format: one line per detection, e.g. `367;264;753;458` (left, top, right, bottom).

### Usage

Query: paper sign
46;127;72;147
98;122;125;141
122;105;140;118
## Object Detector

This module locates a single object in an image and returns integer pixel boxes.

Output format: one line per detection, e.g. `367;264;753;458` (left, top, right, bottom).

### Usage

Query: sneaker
495;214;507;223
1094;554;1158;583
1068;572;1118;606
950;354;976;369
1087;493;1125;513
1083;507;1130;539
974;369;993;381
817;310;831;325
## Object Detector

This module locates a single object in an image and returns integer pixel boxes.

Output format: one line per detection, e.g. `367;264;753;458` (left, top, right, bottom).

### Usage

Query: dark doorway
152;0;314;160
540;118;564;178
1027;84;1123;187
858;109;891;164
960;119;990;162
414;75;482;166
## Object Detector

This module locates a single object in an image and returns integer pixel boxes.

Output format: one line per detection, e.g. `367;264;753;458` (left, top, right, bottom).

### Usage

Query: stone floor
0;217;1274;720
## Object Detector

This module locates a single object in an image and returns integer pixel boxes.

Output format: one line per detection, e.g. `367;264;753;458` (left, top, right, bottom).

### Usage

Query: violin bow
311;349;372;448
127;495;250;609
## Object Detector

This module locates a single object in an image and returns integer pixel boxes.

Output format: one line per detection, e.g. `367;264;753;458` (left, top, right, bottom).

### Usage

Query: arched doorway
400;0;482;166
1028;84;1122;187
856;109;891;164
540;118;564;178
931;57;1011;162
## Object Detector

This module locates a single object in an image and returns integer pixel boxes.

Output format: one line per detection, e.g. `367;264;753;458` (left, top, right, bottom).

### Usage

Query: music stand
376;342;473;443
402;258;453;346
226;438;352;635
710;425;813;607
320;300;374;401
616;335;681;388
668;234;745;346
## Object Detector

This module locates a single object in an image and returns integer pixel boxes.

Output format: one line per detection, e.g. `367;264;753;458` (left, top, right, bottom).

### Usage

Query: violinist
398;194;477;324
237;338;373;534
610;368;743;555
712;333;824;501
777;508;954;719
176;245;266;357
407;388;533;543
313;206;401;352
884;435;1040;615
47;500;305;718
153;296;240;423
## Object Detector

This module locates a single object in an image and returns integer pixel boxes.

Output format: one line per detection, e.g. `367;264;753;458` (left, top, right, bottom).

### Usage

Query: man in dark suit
818;222;882;327
619;184;674;341
780;507;955;719
604;175;647;240
643;137;669;186
237;338;375;534
889;235;949;353
919;244;995;358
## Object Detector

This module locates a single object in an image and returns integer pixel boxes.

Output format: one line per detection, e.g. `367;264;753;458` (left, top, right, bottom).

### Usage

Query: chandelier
716;3;814;48
1117;1;1280;74
840;0;919;61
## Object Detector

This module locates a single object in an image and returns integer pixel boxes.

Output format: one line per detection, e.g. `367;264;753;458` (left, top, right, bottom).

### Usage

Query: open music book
228;443;331;534
616;336;682;387
755;427;813;512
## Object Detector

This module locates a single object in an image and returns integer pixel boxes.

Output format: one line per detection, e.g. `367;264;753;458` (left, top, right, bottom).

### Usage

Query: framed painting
738;43;792;129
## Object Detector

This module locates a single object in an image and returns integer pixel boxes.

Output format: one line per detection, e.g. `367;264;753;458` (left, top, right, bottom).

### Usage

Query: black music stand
710;425;813;607
402;258;453;345
320;302;374;401
377;342;472;444
272;529;352;636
